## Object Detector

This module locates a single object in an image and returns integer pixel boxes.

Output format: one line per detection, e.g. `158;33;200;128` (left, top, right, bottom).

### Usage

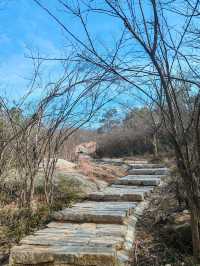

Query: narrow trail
9;160;169;266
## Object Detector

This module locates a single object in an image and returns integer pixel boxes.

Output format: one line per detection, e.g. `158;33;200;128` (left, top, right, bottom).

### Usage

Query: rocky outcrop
75;142;97;155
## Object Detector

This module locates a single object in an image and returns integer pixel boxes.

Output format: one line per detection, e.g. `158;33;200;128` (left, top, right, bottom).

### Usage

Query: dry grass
132;180;194;266
78;156;127;183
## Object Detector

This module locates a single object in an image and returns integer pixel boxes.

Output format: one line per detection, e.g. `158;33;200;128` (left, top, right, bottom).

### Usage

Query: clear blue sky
0;1;61;99
0;0;182;105
0;0;120;101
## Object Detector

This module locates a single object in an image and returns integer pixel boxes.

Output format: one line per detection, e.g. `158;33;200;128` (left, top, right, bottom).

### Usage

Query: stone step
128;168;169;175
100;158;124;165
9;162;167;266
88;186;152;202
124;160;148;164
129;163;165;169
114;175;161;186
9;222;135;266
110;184;155;191
53;201;137;224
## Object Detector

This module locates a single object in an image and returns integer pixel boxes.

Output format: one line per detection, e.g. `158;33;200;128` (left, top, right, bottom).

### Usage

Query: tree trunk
175;156;200;263
191;206;200;263
153;133;158;157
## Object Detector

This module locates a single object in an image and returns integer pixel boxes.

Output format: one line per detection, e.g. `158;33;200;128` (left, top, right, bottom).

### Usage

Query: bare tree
0;53;119;208
32;0;200;261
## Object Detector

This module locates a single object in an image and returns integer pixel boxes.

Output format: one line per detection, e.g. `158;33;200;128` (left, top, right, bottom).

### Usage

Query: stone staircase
9;161;169;266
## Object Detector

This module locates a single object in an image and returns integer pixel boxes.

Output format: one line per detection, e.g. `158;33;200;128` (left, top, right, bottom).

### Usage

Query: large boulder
55;171;103;195
75;141;97;155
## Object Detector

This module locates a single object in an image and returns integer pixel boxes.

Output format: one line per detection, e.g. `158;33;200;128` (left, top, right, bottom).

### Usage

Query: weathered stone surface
10;245;119;266
100;158;124;164
88;186;147;202
124;160;148;165
54;172;99;194
128;168;169;175
129;163;165;169
53;201;137;224
9;222;134;266
97;158;125;166
9;162;169;266
114;175;160;186
110;184;154;192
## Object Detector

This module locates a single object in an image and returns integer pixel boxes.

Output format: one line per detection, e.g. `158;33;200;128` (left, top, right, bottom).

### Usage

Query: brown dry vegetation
78;156;127;183
133;177;194;266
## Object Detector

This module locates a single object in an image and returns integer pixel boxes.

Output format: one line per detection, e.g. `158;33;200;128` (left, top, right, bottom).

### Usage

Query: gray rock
88;186;146;202
114;175;160;186
128;168;169;176
53;201;137;224
129;163;165;169
9;163;169;266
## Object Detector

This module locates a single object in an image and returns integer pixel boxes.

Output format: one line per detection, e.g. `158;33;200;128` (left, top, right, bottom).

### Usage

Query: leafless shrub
0;53;115;208
33;0;200;261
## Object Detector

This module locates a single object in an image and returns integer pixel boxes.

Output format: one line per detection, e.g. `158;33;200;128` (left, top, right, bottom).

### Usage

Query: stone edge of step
117;178;168;266
117;198;151;266
8;198;153;266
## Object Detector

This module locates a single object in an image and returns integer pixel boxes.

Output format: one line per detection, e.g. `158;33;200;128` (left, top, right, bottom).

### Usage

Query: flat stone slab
129;163;165;169
111;184;155;191
114;175;160;186
100;158;124;164
129;168;169;175
9;222;133;266
88;186;151;202
125;160;148;164
9;163;169;266
53;201;137;224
